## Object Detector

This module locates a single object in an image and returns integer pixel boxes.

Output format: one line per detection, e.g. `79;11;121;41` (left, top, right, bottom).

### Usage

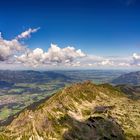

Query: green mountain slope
0;82;140;140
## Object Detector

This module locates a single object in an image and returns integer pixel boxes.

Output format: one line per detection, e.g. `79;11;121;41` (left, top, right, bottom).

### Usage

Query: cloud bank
16;44;86;67
0;28;140;69
0;36;24;61
0;28;40;61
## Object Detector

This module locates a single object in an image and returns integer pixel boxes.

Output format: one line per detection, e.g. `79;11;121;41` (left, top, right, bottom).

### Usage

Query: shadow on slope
62;115;125;140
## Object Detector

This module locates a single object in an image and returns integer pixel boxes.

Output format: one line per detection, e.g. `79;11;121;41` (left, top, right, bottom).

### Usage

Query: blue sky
0;0;140;69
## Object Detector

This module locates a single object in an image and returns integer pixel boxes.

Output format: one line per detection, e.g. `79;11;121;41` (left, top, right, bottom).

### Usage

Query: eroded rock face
94;105;115;113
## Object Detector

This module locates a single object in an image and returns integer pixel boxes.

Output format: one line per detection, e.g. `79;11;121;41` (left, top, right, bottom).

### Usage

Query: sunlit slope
0;81;140;140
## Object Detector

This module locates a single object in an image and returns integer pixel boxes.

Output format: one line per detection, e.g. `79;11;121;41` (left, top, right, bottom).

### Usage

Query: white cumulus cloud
0;28;39;61
0;37;24;61
1;27;140;69
16;27;40;39
16;43;86;67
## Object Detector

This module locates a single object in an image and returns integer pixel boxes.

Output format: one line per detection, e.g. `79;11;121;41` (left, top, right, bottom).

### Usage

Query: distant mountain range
116;84;140;100
0;70;125;86
0;82;139;140
112;71;140;85
0;81;14;88
0;70;71;85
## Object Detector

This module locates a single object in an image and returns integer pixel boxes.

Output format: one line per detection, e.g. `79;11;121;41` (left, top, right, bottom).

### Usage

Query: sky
0;0;140;70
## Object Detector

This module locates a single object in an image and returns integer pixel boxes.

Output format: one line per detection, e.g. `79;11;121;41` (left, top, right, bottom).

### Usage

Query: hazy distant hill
0;70;71;84
112;71;140;85
0;70;125;88
0;81;14;88
0;82;139;140
116;84;140;100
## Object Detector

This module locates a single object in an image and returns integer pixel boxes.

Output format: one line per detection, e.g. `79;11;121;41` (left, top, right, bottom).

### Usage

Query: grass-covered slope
0;81;140;140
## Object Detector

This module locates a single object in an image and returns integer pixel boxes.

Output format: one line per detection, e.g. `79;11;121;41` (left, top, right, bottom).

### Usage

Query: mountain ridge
112;71;140;85
0;81;140;140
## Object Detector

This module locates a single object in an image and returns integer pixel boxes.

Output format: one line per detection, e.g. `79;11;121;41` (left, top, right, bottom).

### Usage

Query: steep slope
116;84;140;100
0;82;140;140
112;71;140;85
